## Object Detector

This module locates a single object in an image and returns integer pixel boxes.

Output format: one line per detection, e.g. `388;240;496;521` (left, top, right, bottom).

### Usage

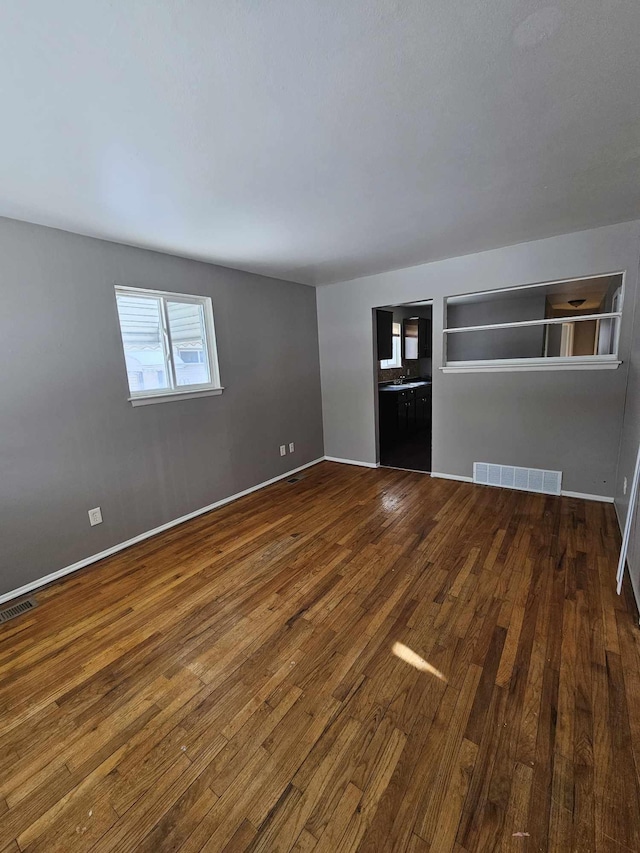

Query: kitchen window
442;273;624;373
380;323;403;369
115;286;223;405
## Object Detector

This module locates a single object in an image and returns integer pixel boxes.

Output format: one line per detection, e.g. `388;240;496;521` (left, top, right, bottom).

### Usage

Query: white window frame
380;322;403;369
441;271;625;373
115;285;224;406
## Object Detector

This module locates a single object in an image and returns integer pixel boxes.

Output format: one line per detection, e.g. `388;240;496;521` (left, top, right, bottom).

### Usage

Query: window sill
129;387;224;406
441;357;622;374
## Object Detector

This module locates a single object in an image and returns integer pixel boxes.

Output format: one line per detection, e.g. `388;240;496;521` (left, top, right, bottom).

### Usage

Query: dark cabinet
378;390;401;449
378;383;431;449
376;310;394;361
403;317;431;360
415;385;432;430
399;393;416;434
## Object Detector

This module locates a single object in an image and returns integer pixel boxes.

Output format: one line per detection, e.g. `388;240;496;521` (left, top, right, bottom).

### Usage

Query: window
115;286;223;405
179;350;205;364
442;273;624;372
380;322;403;369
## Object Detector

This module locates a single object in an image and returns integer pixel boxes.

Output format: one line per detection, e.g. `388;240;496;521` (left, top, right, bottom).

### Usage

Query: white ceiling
0;1;639;286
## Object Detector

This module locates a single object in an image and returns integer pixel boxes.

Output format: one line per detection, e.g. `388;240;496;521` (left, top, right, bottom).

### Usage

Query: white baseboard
323;456;379;469
430;471;474;483
560;489;614;503
0;457;325;605
431;471;614;503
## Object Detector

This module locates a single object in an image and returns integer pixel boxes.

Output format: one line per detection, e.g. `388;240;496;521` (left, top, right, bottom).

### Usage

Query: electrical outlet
624;476;628;495
88;507;103;526
289;442;295;453
279;445;286;457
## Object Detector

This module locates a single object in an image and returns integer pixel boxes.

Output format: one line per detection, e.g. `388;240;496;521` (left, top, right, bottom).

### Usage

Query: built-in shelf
441;357;621;374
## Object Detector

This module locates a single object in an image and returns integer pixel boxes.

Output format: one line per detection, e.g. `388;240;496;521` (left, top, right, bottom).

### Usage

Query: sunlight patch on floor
392;641;447;681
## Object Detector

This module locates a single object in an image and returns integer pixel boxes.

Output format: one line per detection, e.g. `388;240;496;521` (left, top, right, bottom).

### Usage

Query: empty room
2;2;640;851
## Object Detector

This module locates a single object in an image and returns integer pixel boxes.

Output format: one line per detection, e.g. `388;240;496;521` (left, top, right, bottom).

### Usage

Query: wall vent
473;463;562;496
0;597;37;625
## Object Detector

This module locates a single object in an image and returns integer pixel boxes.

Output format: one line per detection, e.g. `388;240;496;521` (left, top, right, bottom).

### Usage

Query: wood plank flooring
1;461;639;852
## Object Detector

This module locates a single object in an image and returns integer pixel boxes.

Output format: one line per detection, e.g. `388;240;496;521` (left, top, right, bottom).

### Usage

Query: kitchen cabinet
379;389;403;448
378;380;432;472
376;310;394;361
393;389;416;435
403;317;431;360
378;382;431;447
415;385;432;430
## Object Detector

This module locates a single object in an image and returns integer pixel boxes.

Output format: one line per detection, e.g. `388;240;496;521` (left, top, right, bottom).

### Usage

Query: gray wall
318;220;640;497
0;217;324;598
447;292;546;361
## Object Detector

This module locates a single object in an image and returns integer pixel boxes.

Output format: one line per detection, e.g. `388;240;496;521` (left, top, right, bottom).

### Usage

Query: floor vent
473;462;562;496
0;597;37;625
287;475;306;484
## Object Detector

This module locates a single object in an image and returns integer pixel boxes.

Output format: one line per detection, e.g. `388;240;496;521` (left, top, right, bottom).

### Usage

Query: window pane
116;294;170;393
167;301;211;387
380;329;402;369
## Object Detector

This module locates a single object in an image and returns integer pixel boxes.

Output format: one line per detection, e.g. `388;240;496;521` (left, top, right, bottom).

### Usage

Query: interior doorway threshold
379;463;432;475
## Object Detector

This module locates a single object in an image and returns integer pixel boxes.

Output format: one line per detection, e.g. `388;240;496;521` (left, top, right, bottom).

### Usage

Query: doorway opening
375;300;432;473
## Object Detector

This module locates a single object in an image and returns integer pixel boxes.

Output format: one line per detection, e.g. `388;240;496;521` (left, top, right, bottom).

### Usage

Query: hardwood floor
1;461;639;852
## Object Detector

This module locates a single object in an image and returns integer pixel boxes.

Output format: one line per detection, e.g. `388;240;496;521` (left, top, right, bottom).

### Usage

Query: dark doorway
375;301;432;473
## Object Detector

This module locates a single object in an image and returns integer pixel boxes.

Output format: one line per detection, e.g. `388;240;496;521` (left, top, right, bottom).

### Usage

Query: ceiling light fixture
568;299;586;308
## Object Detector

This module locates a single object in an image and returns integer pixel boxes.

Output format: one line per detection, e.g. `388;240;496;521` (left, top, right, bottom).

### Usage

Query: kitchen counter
378;380;432;392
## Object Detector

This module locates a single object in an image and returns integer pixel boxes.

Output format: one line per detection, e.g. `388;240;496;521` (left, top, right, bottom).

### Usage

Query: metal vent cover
0;597;37;624
287;475;306;484
473;462;562;496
